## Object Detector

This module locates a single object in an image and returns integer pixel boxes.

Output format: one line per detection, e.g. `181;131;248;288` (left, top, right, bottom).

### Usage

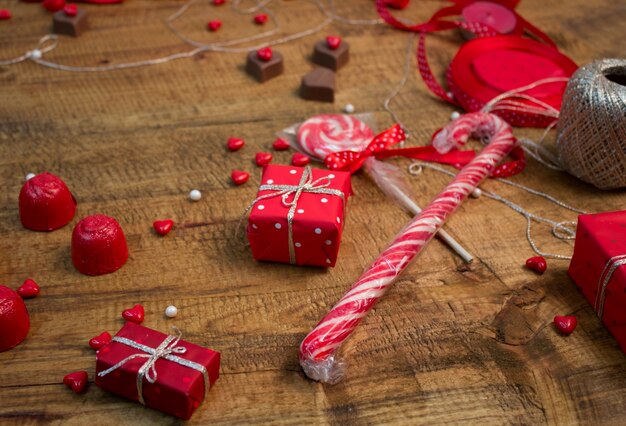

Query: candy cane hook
299;112;517;383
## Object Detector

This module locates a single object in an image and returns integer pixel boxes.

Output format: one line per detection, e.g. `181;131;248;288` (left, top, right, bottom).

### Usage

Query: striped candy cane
299;112;517;383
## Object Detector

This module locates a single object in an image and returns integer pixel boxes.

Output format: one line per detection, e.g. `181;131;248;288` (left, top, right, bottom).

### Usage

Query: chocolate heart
257;47;273;62
63;371;88;394
254;13;268;24
227;137;245;152
326;36;342;50
255;152;272;166
17;278;40;299
525;256;547;274
63;4;77;16
88;331;112;350
122;304;144;324
300;68;335;102
208;20;222;32
291;153;311;166
153;219;174;236
272;138;290;151
231;170;250;186
554;315;577;335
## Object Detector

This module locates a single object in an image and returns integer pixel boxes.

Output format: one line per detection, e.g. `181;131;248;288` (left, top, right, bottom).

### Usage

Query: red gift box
95;322;220;419
247;165;351;267
568;211;626;353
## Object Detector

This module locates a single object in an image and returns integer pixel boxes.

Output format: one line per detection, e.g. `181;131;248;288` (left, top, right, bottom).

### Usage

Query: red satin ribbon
324;124;475;174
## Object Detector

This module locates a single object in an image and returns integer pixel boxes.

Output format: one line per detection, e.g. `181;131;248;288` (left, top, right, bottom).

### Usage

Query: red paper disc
447;36;578;127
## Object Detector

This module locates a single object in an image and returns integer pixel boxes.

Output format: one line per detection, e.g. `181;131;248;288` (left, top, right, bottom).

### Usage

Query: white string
0;0;378;72
408;161;585;260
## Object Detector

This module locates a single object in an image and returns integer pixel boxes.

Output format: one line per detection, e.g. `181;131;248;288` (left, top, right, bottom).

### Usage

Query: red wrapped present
569;210;626;353
95;322;220;419
246;165;351;267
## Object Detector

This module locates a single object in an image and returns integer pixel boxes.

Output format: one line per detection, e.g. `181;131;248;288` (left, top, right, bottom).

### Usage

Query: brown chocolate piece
300;67;335;103
245;50;284;83
53;9;88;37
312;40;349;71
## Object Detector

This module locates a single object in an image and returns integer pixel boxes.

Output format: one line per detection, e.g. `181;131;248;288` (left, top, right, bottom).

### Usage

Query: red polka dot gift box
95;322;220;420
246;165;352;267
568;211;626;353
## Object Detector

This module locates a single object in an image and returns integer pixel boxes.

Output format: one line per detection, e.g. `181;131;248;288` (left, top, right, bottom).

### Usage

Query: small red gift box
569;211;626;353
247;165;351;267
95;322;220;419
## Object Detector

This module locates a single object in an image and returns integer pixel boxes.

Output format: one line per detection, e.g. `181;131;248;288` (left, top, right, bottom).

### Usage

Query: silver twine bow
97;328;209;405
241;166;345;264
595;254;626;320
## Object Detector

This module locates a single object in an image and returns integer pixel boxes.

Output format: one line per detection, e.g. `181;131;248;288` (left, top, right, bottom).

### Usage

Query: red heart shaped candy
326;36;342;50
255;152;272;166
17;278;40;299
254;13;268;25
227;137;245;151
64;371;88;394
42;0;65;12
231;170;250;186
208;20;222;32
272;138;290;151
525;256;547;274
63;4;77;16
122;304;144;324
257;47;272;62
153;219;174;236
0;9;12;20
88;331;112;350
292;153;311;166
554;315;577;335
213;0;225;5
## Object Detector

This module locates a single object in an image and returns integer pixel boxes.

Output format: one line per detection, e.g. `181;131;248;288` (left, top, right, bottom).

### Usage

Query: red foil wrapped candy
0;285;30;352
19;172;77;231
72;214;129;275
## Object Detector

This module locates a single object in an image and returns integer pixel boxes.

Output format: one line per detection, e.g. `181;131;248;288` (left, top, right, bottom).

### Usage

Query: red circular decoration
71;214;129;276
461;1;517;34
447;36;578;127
19;172;77;232
0;285;30;352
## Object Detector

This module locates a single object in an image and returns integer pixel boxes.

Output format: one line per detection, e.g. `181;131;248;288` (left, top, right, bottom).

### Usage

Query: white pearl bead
471;188;482;198
450;111;461;120
25;173;36;181
29;49;42;60
165;305;178;318
189;189;202;201
446;91;454;99
343;104;355;114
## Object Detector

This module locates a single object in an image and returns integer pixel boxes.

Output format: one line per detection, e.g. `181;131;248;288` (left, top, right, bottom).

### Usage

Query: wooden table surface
1;0;625;424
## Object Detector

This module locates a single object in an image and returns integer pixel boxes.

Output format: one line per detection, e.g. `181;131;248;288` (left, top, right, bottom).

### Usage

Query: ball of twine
556;58;626;190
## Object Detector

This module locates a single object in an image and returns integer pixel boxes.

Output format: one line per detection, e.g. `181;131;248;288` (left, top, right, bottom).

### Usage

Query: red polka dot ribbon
324;124;476;174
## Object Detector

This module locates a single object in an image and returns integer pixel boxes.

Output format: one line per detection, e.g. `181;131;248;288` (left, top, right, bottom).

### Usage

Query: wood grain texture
1;0;625;424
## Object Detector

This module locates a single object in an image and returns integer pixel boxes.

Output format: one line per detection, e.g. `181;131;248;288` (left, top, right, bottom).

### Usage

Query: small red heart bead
257;47;272;62
255;152;272;166
254;13;268;25
153;219;174;236
208;20;222;32
122;304;144;324
17;278;40;299
292;153;310;166
525;256;547;274
326;36;342;50
63;4;77;17
213;0;225;5
42;0;65;12
88;331;112;350
272;138;290;151
227;137;245;151
554;315;577;335
231;170;250;186
63;371;88;394
0;9;11;20
384;0;410;9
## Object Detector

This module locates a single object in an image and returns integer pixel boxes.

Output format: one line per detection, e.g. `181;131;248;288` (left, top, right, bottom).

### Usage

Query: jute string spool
556;59;626;190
